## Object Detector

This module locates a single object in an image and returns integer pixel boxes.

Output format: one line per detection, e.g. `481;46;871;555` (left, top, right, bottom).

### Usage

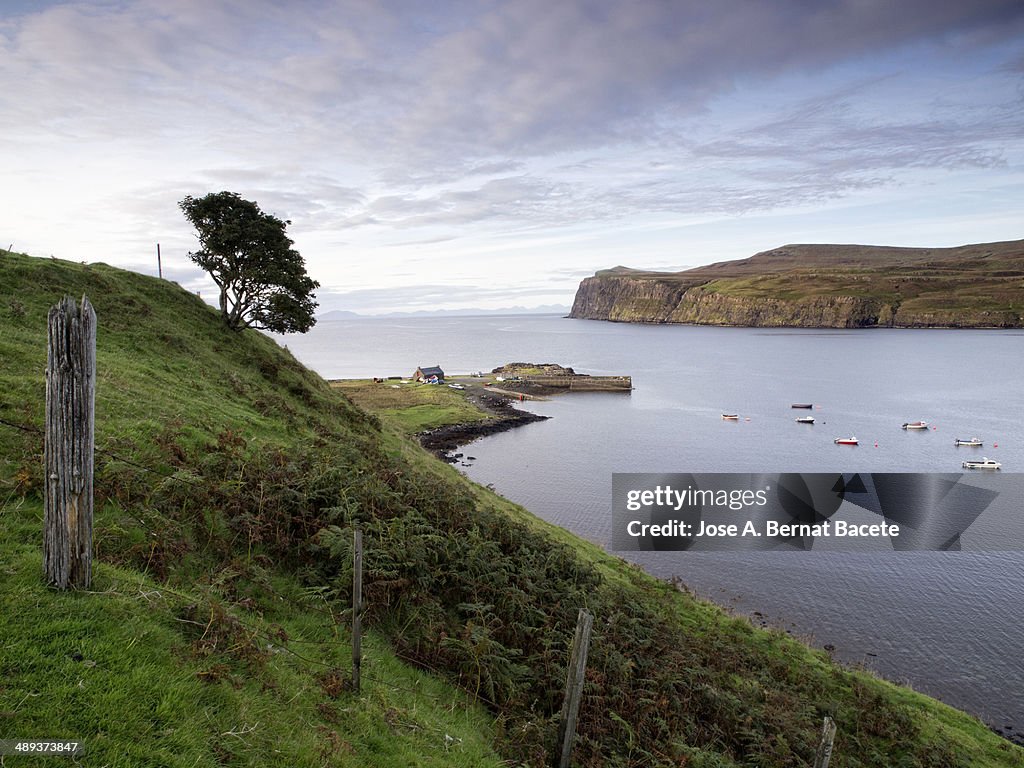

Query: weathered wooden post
813;716;837;768
44;295;96;589
351;528;363;693
555;608;593;768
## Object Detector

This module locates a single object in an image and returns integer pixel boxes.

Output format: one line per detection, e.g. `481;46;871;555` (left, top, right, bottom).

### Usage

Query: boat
721;414;739;420
796;416;815;424
834;437;859;445
901;421;929;430
954;437;983;447
791;403;813;409
962;457;1001;470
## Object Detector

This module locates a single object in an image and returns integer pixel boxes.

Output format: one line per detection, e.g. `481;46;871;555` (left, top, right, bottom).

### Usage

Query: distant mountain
318;304;570;320
570;239;1024;328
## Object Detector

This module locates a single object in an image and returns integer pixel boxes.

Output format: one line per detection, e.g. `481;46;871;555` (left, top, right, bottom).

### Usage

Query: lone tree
179;191;319;333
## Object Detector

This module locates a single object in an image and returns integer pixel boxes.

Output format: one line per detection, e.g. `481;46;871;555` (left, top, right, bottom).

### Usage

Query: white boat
954;437;983;447
796;416;815;424
902;421;929;430
962;457;1001;470
721;414;739;420
834;437;859;445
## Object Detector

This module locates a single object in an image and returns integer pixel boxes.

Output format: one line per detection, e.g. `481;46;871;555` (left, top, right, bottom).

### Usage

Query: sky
2;1;1023;317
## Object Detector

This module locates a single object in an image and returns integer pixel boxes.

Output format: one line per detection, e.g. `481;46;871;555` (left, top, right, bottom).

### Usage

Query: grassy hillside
0;252;503;767
1;249;1022;767
695;240;1024;318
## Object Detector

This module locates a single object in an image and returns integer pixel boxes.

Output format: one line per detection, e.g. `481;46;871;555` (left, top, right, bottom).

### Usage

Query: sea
275;314;1024;737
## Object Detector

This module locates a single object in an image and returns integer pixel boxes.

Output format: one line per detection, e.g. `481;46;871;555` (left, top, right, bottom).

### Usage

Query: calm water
278;315;1024;734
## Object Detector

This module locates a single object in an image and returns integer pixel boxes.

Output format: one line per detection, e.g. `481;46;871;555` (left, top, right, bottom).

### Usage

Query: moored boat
796;416;815;424
791;403;813;409
954;437;983;447
901;421;928;430
834;437;859;445
721;414;739;420
962;457;1001;470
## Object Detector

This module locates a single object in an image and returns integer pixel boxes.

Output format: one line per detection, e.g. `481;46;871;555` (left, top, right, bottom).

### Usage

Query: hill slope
1;249;1022;766
569;239;1024;327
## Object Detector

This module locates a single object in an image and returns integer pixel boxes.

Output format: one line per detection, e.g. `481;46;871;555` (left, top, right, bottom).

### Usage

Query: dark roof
418;366;444;377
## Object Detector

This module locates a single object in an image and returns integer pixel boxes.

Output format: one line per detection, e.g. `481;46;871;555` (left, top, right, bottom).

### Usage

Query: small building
413;365;445;384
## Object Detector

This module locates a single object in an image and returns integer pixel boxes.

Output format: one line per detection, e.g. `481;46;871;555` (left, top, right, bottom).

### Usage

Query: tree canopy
179;192;319;333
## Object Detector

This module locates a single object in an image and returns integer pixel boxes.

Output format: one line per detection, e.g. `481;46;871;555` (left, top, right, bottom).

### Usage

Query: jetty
492;363;632;393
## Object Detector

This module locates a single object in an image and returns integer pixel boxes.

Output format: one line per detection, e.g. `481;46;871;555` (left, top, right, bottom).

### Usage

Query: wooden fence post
44;295;96;590
813;716;837;768
352;528;363;693
555;608;593;768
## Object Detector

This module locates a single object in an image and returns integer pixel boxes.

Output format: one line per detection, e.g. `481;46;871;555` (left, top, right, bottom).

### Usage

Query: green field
330;379;491;433
2;249;1022;767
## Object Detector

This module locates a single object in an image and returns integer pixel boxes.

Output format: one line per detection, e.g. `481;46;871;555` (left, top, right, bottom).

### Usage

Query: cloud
4;1;1022;164
384;235;459;247
378;159;527;188
316;282;575;314
190;171;367;226
382;0;1024;160
2;0;1023;312
693;86;1013;171
339;175;579;229
328;67;1020;230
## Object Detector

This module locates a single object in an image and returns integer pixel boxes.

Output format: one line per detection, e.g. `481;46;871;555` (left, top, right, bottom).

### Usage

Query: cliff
570;239;1024;328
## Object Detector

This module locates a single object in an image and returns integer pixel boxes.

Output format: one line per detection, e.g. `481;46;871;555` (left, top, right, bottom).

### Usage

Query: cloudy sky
2;1;1023;316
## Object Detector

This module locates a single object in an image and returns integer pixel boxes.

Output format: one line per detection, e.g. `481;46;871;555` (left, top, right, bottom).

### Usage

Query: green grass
0;500;502;768
329;380;490;434
2;249;1023;767
0;254;381;493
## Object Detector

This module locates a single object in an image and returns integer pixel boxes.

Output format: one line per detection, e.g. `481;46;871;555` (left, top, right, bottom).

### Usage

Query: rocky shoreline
418;389;548;461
